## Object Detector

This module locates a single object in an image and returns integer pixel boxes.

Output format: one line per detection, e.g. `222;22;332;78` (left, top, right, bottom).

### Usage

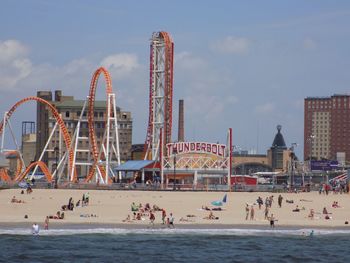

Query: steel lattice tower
145;31;174;161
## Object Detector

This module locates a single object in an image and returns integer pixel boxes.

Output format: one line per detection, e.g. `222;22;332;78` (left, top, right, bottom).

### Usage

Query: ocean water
0;228;349;263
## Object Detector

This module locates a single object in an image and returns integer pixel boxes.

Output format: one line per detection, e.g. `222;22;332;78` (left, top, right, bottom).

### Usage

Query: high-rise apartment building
37;90;132;175
304;94;350;162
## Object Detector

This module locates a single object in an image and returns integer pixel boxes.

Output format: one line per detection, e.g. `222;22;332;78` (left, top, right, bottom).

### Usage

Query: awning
113;160;155;172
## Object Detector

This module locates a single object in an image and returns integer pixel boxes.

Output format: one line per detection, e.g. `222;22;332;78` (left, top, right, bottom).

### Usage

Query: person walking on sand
250;206;255;220
264;206;269;220
44;216;49;230
278;194;283;208
162;209;166;224
168;213;175;228
269;214;275;228
245;204;249;220
149;211;155;226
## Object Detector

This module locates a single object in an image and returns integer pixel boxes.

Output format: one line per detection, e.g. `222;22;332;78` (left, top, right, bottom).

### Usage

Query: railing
0;181;328;192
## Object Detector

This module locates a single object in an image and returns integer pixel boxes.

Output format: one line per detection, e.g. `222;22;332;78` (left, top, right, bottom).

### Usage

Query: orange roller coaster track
84;67;113;183
15;161;52;182
0;96;73;182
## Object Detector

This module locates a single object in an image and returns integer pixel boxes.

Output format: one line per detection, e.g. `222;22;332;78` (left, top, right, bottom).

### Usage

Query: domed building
267;125;292;172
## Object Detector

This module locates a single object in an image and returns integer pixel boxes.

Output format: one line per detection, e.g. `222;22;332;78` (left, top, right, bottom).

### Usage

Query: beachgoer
162;209;166;224
264;206;269;220
85;192;90;205
257;197;263;209
269;214;275;228
122;215;131;222
292;205;300;212
250;206;255;220
245;204;249;220
278;195;283;208
44;216;49;230
308;209;315;220
149;211;155;225
32;223;39;235
323;207;328;214
168;213;175;228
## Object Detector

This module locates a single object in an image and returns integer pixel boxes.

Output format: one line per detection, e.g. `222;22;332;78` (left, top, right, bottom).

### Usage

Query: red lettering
201;143;206;152
178;142;184;153
196;143;201;152
184;142;190;153
207;143;211;153
190;143;196;151
212;144;217;154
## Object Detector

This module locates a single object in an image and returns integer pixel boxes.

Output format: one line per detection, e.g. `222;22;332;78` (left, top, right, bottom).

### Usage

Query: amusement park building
36;90;132;174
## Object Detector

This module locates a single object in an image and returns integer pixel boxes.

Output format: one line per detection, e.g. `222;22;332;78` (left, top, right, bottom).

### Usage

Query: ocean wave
0;227;350;236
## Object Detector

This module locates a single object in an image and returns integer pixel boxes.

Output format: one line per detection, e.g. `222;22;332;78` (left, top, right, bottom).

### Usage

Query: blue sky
1;0;350;159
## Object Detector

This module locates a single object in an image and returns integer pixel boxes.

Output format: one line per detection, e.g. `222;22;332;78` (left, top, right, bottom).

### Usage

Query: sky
1;0;350;159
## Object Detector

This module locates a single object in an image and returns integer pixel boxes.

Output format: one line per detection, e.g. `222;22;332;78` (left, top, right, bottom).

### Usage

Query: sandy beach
0;188;349;229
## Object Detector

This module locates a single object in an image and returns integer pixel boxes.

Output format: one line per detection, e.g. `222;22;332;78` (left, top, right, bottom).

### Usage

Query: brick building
304;94;350;163
37;90;132;174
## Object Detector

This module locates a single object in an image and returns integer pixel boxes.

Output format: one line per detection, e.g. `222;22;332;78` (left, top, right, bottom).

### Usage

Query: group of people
128;202;175;227
61;193;90;211
11;196;25;203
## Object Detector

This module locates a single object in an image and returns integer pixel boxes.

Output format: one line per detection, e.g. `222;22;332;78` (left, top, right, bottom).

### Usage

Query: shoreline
1;222;350;231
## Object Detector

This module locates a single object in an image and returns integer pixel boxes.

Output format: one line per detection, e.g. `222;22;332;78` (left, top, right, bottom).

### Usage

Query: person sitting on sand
11;196;24;203
204;211;219;220
144;203;151;211
323;207;329;214
308;209;315;220
202;205;211;211
122;215;132;222
153;204;161;211
131;202;138;212
332;201;340;208
136;213;141;220
292;205;300;212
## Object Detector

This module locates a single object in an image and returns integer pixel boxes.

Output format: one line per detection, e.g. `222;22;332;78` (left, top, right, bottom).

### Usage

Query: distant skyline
1;0;350;159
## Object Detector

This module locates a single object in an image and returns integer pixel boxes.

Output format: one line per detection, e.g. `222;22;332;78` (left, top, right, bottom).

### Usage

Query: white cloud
0;40;32;90
211;36;251;54
303;37;316;50
100;53;140;80
174;51;208;70
255;103;275;114
0;40;28;63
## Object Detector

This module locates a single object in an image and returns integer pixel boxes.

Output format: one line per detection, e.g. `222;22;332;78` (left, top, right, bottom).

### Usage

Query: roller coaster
0;31;174;185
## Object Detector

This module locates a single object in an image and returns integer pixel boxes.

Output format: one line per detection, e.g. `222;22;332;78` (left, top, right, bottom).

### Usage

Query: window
65;111;70;118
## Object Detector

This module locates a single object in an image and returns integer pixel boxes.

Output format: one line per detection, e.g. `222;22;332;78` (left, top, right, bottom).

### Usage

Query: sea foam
1;227;350;236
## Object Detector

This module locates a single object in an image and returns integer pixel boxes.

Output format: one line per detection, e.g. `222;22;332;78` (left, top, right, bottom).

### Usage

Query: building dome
271;125;287;149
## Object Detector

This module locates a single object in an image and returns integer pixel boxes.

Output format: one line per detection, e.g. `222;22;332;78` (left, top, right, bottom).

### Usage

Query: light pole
290;143;297;189
54;146;59;189
173;147;177;191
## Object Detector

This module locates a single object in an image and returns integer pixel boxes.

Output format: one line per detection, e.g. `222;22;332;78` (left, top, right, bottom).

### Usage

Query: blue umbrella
211;194;227;206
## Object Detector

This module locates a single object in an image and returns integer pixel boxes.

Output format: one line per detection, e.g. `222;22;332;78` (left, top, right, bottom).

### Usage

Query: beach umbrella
211;194;227;206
